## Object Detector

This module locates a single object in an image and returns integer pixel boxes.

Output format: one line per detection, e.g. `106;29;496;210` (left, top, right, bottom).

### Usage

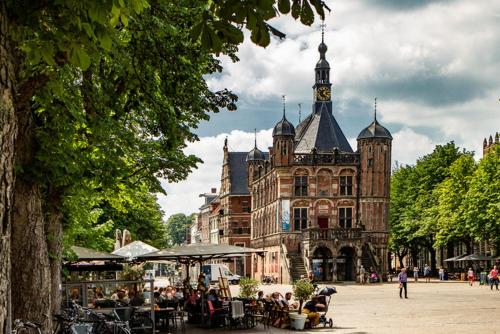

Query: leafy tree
434;154;476;251
464;145;500;244
389;142;470;270
1;0;326;331
165;213;195;246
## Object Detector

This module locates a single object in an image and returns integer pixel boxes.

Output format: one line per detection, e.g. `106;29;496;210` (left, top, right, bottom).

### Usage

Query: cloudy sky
158;0;500;218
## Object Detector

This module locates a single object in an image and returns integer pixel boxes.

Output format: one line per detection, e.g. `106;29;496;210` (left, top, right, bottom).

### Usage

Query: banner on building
281;199;290;232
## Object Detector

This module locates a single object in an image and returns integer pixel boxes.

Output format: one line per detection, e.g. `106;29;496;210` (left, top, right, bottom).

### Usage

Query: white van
202;264;241;284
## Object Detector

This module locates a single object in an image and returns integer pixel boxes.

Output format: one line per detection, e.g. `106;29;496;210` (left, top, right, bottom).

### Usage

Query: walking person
438;266;445;281
467;268;475;286
489;265;499;290
359;265;366;285
424;264;431;283
413;266;419;282
398;268;408;299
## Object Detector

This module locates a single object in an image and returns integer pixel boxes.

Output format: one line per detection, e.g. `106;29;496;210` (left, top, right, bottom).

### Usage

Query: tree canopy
389;142;500;269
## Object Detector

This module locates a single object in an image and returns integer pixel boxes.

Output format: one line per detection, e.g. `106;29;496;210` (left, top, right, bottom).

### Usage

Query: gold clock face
316;86;331;101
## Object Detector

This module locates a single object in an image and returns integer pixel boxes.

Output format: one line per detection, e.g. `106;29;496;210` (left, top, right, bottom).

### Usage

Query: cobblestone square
217;281;500;334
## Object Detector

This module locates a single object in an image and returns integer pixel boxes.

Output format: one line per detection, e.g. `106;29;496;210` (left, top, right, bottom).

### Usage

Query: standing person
413;266;419;282
398;268;408;299
424;264;431;283
467;268;475;286
438;266;445;281
359;265;366;285
489;265;499;291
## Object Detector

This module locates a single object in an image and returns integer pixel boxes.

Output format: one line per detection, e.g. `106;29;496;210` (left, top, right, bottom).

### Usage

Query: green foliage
165;213;195;246
63;182;167;252
191;0;326;52
434;154;476;247
120;264;146;281
238;277;260;299
292;278;314;314
464;145;500;243
389;142;472;264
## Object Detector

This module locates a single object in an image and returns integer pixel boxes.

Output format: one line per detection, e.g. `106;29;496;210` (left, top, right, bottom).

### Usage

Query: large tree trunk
429;248;437;274
11;105;52;330
46;194;63;317
0;1;17;332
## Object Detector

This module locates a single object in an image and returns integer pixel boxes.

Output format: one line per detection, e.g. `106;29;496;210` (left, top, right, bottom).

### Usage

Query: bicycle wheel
129;314;153;334
113;324;131;334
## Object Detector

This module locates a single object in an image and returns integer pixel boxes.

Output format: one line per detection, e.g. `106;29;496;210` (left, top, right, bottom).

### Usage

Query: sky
158;0;500;219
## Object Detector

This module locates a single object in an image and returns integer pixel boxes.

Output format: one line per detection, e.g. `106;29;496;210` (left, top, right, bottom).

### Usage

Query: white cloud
158;129;273;218
159;0;500;218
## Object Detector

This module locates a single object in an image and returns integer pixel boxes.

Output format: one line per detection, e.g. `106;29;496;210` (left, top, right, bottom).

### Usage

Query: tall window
294;176;308;196
339;208;353;228
293;208;308;230
340;176;353;195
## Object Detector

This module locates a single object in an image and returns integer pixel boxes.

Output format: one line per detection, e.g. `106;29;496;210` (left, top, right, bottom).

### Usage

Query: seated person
302;296;324;327
115;290;129;306
184;289;200;315
207;289;222;308
129;290;145;306
283;292;298;310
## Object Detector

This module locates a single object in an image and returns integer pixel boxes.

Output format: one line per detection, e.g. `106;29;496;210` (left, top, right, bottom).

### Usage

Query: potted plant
290;278;315;330
238;277;260;302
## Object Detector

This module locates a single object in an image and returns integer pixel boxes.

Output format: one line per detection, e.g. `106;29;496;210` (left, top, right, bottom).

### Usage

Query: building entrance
312;247;333;281
337;247;356;281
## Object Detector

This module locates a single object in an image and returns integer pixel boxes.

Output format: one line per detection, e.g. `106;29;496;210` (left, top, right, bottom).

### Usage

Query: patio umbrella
456;254;492;261
443;254;467;262
111;240;159;261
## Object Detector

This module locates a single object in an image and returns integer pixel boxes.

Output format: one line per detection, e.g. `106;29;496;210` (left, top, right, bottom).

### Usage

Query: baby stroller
316;287;336;328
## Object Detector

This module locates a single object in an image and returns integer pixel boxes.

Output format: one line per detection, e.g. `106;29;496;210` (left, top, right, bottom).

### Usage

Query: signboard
281;199;290;232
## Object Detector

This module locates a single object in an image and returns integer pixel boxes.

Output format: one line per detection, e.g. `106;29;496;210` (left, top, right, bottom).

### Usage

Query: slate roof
272;114;296;137
294;102;353;153
357;119;393;140
246;146;266;161
228;152;268;195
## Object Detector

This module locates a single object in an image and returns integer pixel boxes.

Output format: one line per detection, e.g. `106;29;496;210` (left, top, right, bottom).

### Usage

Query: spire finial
374;97;377;122
321;20;325;44
282;95;286;118
254;128;257;148
298;103;302;122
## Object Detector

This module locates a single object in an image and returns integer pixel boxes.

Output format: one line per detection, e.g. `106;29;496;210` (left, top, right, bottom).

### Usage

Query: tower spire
298;103;302;122
374;97;377;122
254;128;257;148
321;20;325;44
282;95;286;118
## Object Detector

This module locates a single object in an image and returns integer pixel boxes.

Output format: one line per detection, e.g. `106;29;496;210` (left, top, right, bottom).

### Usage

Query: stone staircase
362;243;380;271
288;253;308;282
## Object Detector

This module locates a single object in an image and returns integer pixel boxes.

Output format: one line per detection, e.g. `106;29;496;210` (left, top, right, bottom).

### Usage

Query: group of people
359;266;379;284
397;265;500;298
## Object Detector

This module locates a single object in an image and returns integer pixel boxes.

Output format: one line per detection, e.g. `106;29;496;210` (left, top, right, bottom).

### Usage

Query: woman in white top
467;268;475;286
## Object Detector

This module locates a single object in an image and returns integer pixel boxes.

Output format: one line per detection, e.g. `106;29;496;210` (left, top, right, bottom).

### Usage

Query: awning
456;254;492;261
136;243;265;264
68;246;125;262
443;254;467;262
111;241;159;260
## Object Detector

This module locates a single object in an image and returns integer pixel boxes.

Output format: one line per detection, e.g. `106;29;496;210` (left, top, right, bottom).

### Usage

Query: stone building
216;141;253;276
243;35;393;283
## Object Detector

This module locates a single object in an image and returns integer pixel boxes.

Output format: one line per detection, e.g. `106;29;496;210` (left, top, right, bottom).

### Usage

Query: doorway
318;217;329;229
312;247;333;281
337;247;356;281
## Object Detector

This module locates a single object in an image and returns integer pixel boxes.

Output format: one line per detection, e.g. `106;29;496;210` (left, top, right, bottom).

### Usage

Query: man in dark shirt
398;268;408;299
302;296;324;327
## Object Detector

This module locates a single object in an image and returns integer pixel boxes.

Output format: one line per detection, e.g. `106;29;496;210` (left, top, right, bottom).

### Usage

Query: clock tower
313;26;332;103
